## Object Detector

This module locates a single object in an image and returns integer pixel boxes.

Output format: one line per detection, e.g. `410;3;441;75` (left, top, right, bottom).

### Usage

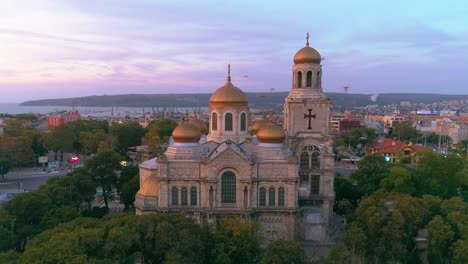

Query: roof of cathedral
294;32;321;65
189;118;208;134
210;64;248;104
140;157;158;169
137;177;158;197
256;122;286;143
250;118;269;135
172;117;202;143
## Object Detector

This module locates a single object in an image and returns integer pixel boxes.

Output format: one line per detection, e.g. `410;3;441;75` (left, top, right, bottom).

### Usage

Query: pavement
0;167;68;196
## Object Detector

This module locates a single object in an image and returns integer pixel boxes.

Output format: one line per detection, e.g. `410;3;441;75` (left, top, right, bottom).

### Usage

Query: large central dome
210;65;248;104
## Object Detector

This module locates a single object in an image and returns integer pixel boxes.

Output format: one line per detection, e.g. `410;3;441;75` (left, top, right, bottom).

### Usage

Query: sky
0;0;467;102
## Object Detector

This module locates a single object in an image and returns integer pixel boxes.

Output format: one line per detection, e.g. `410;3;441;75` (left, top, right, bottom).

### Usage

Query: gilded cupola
172;112;202;143
293;32;321;65
210;64;248;104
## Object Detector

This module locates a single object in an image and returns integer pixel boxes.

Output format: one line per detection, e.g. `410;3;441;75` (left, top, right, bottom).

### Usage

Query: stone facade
136;38;335;242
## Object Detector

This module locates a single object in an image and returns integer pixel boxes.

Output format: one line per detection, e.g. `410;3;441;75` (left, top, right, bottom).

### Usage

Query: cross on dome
227;64;231;82
306;32;310;46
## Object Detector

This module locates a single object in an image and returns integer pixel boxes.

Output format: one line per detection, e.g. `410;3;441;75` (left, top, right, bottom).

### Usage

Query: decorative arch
221;171;236;203
240;112;247;131
306;71;312;87
297;71;302;88
278;187;285;206
212;112;218;131
225;113;233;131
298;145;321;195
259;187;266;206
268;187;275;206
181;187;188;206
171;187;178;206
190;187;197;206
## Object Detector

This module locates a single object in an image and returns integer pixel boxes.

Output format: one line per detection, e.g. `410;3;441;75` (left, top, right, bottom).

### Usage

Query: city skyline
1;0;467;102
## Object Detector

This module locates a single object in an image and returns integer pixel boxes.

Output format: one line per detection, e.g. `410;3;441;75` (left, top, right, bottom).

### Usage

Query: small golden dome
172;122;201;143
137;177;158;197
294;46;321;64
257;123;286;143
250;119;269;135
294;32;321;64
189;119;208;134
210;64;248;104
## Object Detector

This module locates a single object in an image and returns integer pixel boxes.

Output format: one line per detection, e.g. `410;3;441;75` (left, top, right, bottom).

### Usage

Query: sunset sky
0;0;467;102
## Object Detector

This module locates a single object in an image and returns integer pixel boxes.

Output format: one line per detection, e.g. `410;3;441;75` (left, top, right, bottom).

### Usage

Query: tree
0;158;10;182
381;166;416;195
117;166;139;210
148;119;178;138
44;125;74;161
85;151;122;209
351;153;390;197
261;239;308;264
109;122;145;154
142;125;168;156
80;130;106;157
334;177;360;215
427;216;455;263
392;122;418;143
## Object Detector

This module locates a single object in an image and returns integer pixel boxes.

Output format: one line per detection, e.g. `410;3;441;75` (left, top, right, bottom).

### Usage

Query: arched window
300;152;309;170
259;187;266;206
181;187;188;206
209;186;214;208
306;71;312;87
316;71;320;86
297;71;302;88
269;187;275;206
190;187;197;206
311;152;320;169
212;112;217;131
171;187;178;206
221;171;236;203
243;186;248;208
240;113;247;131
299;145;321;196
278;187;285;206
225;113;233;131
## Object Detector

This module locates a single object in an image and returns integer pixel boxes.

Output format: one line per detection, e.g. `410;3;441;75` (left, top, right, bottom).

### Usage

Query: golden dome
210;64;248;104
250;119;269;135
294;33;321;64
257;123;286;143
172;122;201;143
137;177;158;197
189;119;208;134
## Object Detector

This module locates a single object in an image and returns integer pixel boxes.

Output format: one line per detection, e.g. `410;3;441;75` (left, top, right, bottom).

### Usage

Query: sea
0;103;209;117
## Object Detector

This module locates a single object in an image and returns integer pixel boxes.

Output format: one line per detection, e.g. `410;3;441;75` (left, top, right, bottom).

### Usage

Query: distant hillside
20;93;468;109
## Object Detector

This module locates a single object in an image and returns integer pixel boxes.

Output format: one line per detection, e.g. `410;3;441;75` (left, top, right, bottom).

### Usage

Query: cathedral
135;34;335;241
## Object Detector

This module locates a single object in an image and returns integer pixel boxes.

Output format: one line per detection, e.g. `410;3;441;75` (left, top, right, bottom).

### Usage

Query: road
0;169;68;195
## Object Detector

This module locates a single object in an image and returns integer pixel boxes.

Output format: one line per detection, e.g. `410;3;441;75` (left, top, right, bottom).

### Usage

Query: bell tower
283;33;332;147
283;33;335;227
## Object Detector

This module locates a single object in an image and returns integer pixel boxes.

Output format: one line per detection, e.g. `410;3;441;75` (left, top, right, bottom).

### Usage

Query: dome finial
306;32;310;47
227;64;231;82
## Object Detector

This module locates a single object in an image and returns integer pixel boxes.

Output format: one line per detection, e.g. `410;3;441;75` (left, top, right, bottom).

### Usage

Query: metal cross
304;108;316;129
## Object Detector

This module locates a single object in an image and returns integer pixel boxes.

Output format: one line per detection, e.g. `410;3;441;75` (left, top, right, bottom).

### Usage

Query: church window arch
240;112;247;131
212;112;218;131
299;145;321;195
243;186;248;208
297;71;302;88
171;187;178;206
316;71;321;86
306;71;312;87
190;187;197;206
209;186;214;208
181;187;188;206
259;187;266;206
225;113;233;131
269;187;275;206
221;171;236;203
278;187;285;206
